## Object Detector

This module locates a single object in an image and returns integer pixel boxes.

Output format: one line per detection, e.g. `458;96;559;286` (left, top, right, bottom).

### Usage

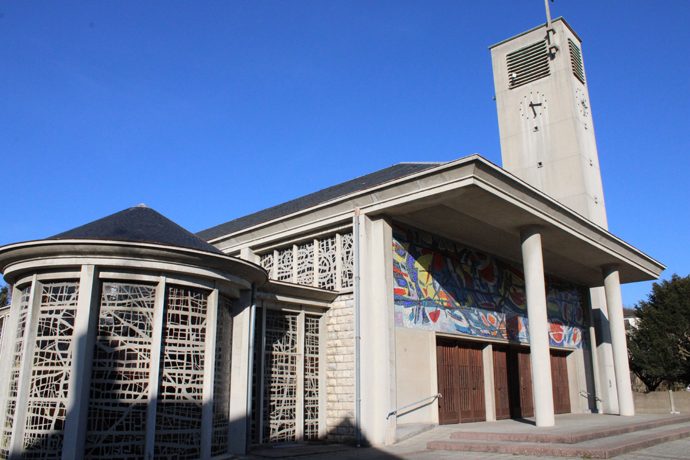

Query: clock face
520;91;547;120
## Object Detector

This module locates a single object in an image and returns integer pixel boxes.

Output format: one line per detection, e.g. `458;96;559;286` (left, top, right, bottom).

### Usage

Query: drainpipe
245;283;257;448
353;209;362;447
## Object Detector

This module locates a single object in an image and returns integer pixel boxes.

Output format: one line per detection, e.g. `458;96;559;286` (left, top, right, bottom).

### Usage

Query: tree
628;274;690;391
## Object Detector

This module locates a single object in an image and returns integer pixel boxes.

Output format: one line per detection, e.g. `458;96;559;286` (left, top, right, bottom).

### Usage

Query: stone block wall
325;292;356;442
634;390;690;414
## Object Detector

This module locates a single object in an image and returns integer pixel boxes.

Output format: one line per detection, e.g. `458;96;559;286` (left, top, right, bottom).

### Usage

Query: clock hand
529;101;542;118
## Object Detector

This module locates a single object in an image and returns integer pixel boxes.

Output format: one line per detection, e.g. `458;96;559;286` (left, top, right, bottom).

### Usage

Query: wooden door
492;347;511;420
517;349;534;417
550;351;571;414
436;340;460;424
436;339;486;424
459;344;486;422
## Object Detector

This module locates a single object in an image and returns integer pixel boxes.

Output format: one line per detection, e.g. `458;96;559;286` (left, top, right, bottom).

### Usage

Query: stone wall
325;292;356;442
634;390;690;414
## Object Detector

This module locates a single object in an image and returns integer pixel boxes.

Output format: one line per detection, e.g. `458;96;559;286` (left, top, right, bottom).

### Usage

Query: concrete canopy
210;155;663;288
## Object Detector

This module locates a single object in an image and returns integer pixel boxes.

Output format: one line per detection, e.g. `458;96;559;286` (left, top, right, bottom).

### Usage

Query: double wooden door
493;346;570;419
436;339;486;424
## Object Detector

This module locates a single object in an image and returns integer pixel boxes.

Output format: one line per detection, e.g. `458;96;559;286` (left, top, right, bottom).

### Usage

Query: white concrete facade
0;152;664;457
210;155;662;447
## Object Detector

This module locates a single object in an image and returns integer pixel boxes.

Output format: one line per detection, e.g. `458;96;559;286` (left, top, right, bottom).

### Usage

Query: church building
0;17;664;460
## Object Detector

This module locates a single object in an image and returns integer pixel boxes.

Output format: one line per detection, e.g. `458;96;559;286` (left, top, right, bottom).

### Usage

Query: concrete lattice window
23;282;80;457
259;232;354;290
0;277;235;460
154;285;207;460
303;315;320;440
85;282;157;458
253;308;322;444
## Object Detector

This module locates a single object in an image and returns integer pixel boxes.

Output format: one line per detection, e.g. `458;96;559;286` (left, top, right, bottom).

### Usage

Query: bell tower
490;18;607;227
491;15;622;415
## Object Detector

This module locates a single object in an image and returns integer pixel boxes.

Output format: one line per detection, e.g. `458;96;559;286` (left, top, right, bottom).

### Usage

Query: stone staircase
427;414;690;458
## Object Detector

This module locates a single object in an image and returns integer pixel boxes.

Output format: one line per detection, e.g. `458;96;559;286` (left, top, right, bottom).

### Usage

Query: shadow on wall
11;391;409;459
8;326;239;459
591;308;612;346
248;417;406;460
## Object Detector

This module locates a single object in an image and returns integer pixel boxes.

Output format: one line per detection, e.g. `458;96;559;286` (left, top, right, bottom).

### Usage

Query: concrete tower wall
491;18;607;227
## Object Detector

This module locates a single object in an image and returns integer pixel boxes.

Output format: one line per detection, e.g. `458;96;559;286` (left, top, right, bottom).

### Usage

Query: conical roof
51;205;223;255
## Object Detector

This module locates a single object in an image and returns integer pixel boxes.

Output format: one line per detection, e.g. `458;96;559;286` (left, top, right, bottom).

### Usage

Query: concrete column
590;286;619;414
240;247;260;264
200;288;219;460
482;344;496;422
358;215;396;446
228;289;254;454
520;226;555;427
62;265;100;460
0;284;28;445
144;277;167;459
295;311;305;440
602;266;635;416
9;276;41;459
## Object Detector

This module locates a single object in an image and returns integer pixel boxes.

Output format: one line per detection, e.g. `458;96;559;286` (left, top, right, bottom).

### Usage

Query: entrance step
448;413;690;444
396;423;436;443
427;415;690;458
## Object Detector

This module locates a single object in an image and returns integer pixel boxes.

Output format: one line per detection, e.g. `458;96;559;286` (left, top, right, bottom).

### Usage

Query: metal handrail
579;390;603;402
386;393;442;420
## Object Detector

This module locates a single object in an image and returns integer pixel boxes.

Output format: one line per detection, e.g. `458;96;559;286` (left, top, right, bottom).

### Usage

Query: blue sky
1;1;688;306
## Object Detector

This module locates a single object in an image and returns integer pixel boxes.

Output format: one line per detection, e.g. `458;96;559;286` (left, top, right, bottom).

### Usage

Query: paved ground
246;414;690;459
247;438;690;460
248;437;690;459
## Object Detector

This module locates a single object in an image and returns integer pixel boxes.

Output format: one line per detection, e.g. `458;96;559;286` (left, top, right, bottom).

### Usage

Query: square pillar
200;288;220;459
358;215;396;446
520;226;555;427
62;265;100;460
590;286;620;414
228;289;254;454
602;266;635;416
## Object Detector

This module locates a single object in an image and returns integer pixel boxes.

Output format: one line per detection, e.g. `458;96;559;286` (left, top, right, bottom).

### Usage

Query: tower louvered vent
568;39;585;84
506;40;550;89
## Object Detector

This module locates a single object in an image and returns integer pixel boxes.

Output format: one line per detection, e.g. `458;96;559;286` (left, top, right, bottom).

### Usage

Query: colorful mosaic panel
393;225;585;348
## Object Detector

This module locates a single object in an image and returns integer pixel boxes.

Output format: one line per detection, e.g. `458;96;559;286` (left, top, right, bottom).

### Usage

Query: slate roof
197;162;443;241
51;205;224;255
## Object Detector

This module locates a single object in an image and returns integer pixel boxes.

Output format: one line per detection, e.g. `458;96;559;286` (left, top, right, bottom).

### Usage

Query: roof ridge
197;161;444;241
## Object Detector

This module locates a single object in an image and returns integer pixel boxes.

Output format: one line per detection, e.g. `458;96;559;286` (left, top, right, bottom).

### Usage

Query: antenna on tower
543;0;558;58
544;0;554;28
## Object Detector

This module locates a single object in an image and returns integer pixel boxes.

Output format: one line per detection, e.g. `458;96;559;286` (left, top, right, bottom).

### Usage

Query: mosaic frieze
393;226;586;348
